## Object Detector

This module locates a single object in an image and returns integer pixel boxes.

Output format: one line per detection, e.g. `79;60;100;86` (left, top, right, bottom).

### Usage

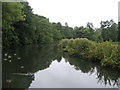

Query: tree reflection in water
2;44;120;89
63;53;120;87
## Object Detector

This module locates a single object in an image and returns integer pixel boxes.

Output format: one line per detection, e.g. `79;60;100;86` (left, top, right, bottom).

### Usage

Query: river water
2;45;120;89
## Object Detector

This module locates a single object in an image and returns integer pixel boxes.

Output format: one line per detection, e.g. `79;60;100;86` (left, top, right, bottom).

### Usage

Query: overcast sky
27;0;119;28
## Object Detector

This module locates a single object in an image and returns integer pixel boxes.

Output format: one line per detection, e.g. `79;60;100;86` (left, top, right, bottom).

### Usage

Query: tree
74;26;85;38
101;20;118;41
118;22;120;41
33;15;53;44
13;2;36;45
52;22;62;40
2;2;25;47
74;23;95;40
93;28;103;42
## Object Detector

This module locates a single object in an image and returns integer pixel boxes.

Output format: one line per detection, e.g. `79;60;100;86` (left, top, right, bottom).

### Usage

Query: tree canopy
2;2;119;48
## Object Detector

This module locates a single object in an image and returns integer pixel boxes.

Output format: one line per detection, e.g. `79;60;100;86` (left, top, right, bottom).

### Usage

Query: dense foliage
2;2;119;48
2;2;74;47
2;2;120;66
2;2;25;47
59;38;120;68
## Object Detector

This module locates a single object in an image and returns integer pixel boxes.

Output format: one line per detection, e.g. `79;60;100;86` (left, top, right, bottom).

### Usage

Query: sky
27;0;119;28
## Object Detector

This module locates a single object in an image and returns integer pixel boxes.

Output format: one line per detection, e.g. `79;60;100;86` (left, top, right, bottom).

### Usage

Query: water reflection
63;53;120;87
30;58;106;88
2;44;120;89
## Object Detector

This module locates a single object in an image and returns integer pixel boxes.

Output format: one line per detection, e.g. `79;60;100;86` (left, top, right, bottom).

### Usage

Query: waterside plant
59;38;120;68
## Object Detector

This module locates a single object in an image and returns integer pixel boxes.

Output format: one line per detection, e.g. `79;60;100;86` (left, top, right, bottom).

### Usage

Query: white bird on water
8;56;11;58
6;80;12;83
21;66;24;69
4;59;7;61
14;54;16;56
4;53;8;56
9;60;11;62
17;57;21;60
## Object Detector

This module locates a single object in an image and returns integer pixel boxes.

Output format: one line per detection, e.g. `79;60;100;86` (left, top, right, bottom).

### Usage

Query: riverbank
59;38;120;68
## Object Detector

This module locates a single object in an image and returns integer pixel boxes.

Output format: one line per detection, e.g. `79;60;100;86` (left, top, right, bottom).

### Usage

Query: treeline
2;2;119;48
2;2;75;47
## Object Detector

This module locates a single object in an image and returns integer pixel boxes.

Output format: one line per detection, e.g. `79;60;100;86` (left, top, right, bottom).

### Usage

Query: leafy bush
59;38;94;56
59;38;120;68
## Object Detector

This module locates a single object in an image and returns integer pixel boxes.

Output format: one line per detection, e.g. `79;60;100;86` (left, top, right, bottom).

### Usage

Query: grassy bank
59;38;120;68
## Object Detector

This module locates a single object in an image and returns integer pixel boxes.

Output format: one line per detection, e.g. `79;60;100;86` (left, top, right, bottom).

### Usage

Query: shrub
59;38;94;56
59;38;120;68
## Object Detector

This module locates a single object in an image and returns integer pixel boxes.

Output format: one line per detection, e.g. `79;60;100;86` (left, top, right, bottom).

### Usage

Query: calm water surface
2;45;120;89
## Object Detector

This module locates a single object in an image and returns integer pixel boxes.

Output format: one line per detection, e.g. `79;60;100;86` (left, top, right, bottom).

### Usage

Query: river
2;44;120;89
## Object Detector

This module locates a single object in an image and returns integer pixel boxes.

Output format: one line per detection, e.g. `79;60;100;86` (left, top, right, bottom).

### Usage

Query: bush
59;38;94;56
59;38;120;68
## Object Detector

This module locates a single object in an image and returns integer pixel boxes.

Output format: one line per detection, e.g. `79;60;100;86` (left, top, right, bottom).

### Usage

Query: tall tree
2;2;25;47
101;20;118;41
14;2;36;45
